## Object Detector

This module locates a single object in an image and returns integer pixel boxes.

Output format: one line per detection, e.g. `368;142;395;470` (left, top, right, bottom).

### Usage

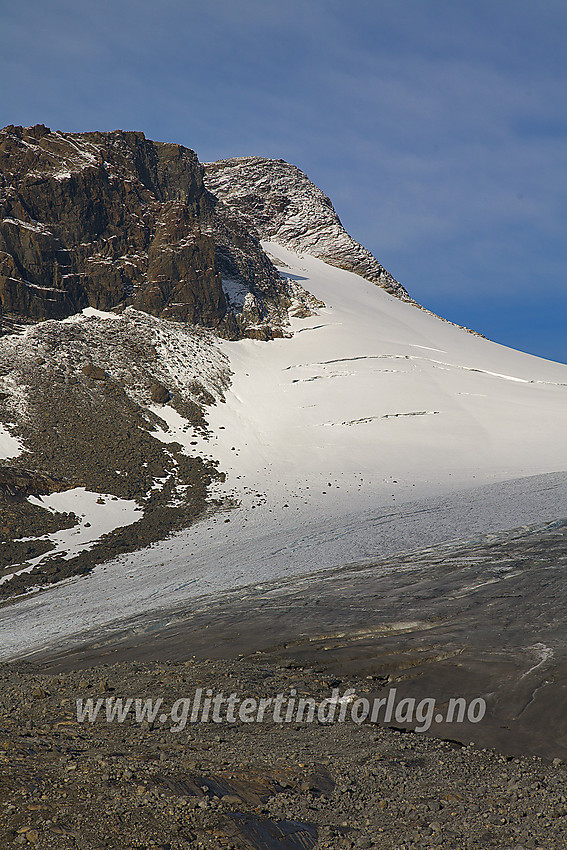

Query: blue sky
1;0;566;362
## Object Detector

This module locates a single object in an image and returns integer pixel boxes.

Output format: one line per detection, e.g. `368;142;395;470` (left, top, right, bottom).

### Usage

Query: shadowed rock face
0;465;65;497
0;125;313;339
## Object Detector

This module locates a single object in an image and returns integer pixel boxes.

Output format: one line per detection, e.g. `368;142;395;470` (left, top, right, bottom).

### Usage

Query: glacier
1;242;567;661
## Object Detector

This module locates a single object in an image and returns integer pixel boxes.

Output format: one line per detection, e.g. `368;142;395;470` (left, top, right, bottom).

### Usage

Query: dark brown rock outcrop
150;382;170;404
0;465;65;497
0;126;315;339
81;363;106;380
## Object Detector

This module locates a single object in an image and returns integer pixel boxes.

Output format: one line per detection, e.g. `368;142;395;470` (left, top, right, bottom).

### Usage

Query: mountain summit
0;125;407;342
204;155;412;301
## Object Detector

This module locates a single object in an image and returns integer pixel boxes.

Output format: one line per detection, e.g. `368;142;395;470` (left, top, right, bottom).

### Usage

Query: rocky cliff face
0;125;318;340
204;156;413;302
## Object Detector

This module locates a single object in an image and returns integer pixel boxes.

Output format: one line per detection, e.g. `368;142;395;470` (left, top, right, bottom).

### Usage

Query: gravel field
1;657;566;849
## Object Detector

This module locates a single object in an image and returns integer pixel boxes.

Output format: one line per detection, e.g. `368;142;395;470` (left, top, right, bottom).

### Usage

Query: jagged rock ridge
204;155;413;302
0;125;318;340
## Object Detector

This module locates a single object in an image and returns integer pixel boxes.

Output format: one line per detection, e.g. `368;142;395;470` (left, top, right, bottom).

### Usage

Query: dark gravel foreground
1;658;566;849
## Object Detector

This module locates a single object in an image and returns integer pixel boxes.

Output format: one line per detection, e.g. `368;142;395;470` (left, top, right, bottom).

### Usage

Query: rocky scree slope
0;306;232;598
2;658;567;850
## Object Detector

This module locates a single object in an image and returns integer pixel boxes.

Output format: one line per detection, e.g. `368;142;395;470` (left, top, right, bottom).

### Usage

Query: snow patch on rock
0;424;23;460
0;489;142;585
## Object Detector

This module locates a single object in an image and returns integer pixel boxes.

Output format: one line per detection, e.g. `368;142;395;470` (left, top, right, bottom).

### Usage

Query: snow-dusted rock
204;155;412;301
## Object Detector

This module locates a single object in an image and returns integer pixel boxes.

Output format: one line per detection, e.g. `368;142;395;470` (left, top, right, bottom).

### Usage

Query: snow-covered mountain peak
204;156;413;302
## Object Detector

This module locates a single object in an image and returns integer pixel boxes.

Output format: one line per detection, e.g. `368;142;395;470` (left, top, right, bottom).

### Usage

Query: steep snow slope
185;241;567;516
2;244;567;660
